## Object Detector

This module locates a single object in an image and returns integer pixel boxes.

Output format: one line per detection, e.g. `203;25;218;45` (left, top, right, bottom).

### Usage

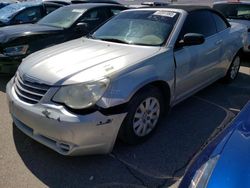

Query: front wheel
223;55;241;83
118;86;166;145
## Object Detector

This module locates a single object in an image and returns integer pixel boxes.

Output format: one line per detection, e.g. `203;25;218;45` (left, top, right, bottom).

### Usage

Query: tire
223;54;241;83
118;86;166;145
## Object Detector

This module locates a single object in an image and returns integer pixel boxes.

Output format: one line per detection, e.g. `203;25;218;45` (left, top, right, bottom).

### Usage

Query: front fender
97;50;176;108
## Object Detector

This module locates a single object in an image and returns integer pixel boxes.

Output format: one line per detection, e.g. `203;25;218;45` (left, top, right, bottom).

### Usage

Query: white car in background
214;1;250;52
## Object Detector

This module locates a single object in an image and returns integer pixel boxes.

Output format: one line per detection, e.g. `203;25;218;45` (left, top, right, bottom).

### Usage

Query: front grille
14;73;50;104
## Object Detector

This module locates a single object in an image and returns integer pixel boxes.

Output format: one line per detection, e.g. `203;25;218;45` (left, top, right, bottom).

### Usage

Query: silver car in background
6;6;248;156
213;1;250;52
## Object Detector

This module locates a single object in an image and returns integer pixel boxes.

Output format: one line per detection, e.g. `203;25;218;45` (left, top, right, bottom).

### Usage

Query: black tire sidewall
118;86;166;145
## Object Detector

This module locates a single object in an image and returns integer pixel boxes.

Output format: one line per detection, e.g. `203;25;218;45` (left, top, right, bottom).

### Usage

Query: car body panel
0;24;63;43
229;19;250;52
207;104;250;188
19;38;162;85
179;101;250;188
6;77;127;156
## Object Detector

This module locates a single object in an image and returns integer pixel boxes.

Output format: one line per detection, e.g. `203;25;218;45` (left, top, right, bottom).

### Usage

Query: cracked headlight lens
53;78;110;109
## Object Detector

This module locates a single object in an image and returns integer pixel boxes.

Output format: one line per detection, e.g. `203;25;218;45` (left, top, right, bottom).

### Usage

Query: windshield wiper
98;38;130;44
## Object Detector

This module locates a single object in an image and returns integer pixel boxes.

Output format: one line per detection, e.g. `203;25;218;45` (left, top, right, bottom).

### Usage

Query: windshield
0;3;8;9
91;10;179;46
0;2;38;22
214;4;250;21
38;6;86;28
0;4;24;22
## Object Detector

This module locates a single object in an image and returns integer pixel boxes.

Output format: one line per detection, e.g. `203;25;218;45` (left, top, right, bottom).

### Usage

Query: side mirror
182;33;205;46
75;22;88;31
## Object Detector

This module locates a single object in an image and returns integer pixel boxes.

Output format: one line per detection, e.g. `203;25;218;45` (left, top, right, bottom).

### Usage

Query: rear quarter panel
220;22;248;73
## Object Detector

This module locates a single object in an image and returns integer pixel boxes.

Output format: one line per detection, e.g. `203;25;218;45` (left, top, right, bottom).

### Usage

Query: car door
211;12;232;76
174;10;222;102
11;6;43;25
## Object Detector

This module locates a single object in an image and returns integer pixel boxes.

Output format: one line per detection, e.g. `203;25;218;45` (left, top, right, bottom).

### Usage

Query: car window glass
179;10;217;39
82;8;107;22
110;8;122;16
92;10;179;46
45;5;60;15
13;7;42;24
38;6;86;28
214;4;250;21
212;13;228;32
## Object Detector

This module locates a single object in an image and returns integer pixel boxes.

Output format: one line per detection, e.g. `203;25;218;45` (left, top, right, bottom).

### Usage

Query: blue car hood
207;105;250;188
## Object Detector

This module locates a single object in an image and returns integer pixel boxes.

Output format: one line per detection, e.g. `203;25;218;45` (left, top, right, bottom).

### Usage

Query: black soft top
165;5;212;12
144;5;231;27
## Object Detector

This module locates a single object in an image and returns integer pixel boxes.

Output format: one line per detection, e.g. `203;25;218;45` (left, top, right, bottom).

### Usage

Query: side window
212;13;228;32
110;8;123;16
82;8;107;22
13;7;42;24
179;10;217;40
45;5;60;15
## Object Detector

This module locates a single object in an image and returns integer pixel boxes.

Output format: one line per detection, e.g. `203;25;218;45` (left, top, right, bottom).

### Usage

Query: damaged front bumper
6;78;127;156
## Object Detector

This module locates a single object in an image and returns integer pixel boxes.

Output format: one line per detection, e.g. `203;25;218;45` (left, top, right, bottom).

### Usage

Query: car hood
0;24;62;43
207;102;250;188
18;38;162;86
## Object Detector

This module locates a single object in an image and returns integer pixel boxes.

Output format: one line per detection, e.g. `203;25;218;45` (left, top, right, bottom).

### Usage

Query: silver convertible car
7;6;248;155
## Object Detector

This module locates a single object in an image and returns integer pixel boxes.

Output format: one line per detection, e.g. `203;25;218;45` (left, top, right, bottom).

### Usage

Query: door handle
215;40;222;45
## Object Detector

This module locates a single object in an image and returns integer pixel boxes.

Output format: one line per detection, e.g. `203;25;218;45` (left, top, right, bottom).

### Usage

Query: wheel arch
131;80;171;113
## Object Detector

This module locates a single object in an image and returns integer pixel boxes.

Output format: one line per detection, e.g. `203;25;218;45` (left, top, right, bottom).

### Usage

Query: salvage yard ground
0;59;249;188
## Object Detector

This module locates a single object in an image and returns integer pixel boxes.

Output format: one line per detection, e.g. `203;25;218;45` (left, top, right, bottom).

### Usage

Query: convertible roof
158;5;231;27
161;5;213;12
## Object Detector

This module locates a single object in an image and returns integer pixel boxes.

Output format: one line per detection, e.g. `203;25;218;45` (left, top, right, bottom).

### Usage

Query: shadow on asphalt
12;71;250;188
0;75;12;92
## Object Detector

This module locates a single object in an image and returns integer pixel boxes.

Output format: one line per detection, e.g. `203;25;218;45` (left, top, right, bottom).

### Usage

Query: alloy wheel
132;97;160;137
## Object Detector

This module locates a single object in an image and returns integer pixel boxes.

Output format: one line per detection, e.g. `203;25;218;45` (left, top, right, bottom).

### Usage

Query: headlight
53;78;110;109
189;155;220;188
3;45;29;56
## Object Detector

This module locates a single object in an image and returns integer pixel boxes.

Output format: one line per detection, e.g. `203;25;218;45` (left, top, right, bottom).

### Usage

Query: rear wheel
119;86;166;145
223;54;241;83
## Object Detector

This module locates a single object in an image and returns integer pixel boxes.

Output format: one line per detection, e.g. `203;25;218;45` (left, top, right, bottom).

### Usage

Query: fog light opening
57;142;71;152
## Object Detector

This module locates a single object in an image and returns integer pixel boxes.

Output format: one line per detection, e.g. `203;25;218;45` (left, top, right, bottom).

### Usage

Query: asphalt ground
0;58;249;188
